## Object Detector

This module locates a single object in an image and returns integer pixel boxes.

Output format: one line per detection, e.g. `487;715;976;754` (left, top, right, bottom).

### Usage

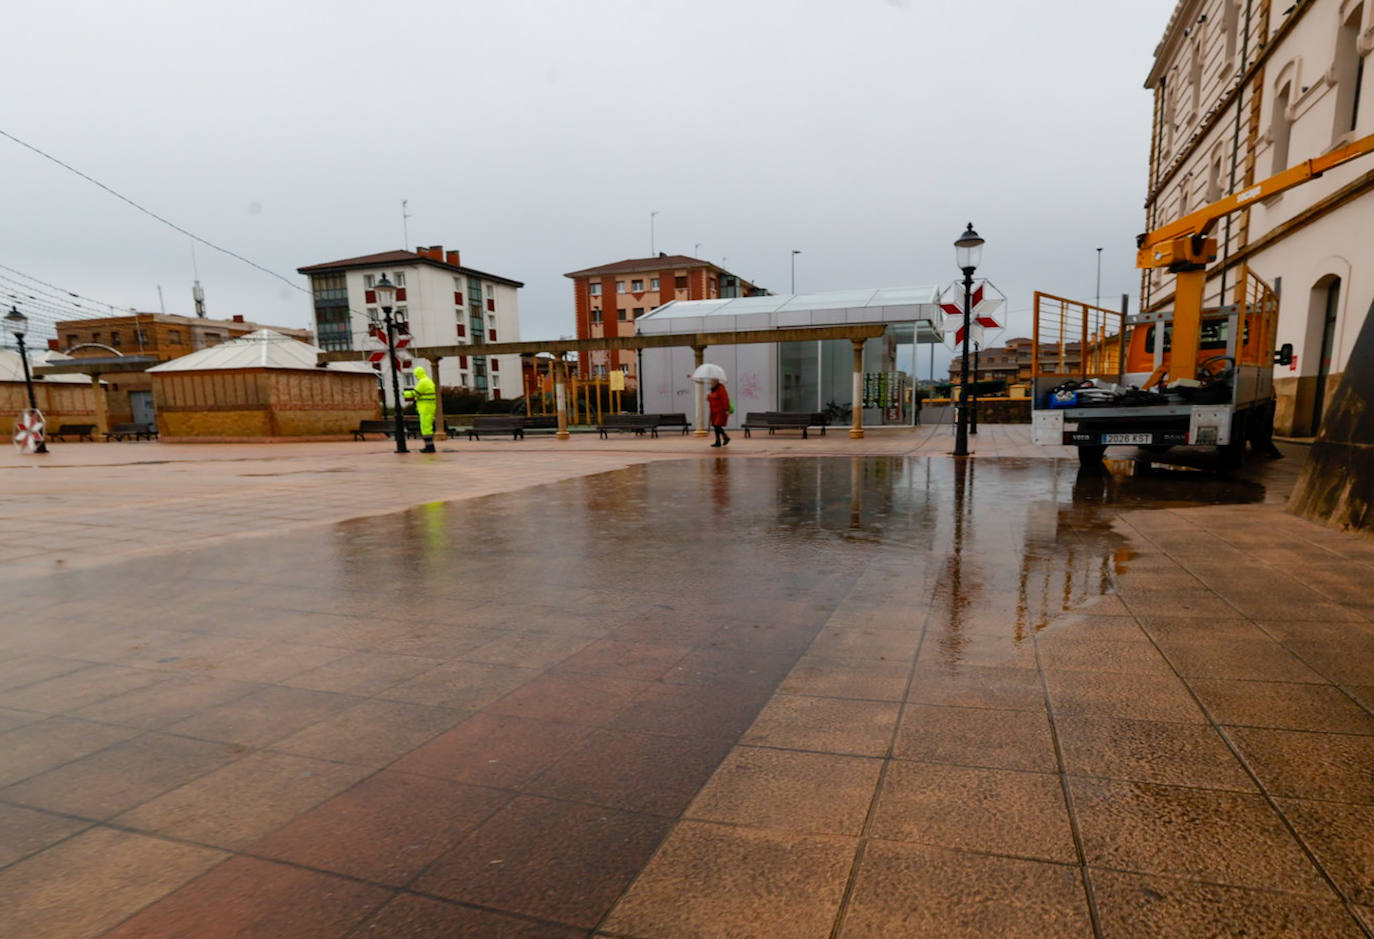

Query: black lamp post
373;275;408;453
5;305;47;453
970;339;980;435
953;223;984;457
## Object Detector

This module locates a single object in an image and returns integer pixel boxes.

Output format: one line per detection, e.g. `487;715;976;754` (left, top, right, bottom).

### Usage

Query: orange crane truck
1031;130;1374;467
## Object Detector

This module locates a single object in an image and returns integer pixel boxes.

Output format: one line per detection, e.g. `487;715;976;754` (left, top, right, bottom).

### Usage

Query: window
591;310;603;324
488;328;497;341
1206;148;1224;203
364;274;375;288
709;277;718;292
616;281;625;293
65;334;76;346
1189;35;1203;115
454;291;463;304
631;279;643;291
590;283;602;296
1223;0;1240;65
454;277;462;290
460;371;469;384
485;284;493;298
91;331;101;343
491;375;500;388
168;330;180;344
675;275;688;289
456;323;466;337
1332;8;1365;139
618;308;628;321
650;277;659;290
633;307;644;319
110;332;121;347
1270;83;1292;175
367;307;378;318
393;272;406;286
491;359;499;371
486;297;494;311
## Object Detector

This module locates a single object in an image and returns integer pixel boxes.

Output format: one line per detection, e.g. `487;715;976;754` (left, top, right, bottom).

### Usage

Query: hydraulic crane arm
1137;130;1374;270
1132;130;1374;386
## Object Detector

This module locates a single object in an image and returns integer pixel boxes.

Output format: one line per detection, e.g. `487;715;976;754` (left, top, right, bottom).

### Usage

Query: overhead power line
0;128;311;298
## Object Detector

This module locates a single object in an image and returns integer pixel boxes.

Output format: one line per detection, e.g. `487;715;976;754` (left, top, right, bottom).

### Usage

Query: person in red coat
707;379;731;447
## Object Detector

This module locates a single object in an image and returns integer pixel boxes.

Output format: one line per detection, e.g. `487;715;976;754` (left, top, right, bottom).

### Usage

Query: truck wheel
1078;445;1106;467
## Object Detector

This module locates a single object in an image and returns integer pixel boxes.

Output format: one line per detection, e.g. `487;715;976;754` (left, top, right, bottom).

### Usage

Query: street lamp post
4;306;48;453
791;250;801;294
372;275;408;453
970;339;980;435
953;223;984;457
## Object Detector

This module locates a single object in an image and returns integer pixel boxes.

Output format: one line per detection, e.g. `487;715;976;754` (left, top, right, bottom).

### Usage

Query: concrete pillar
91;374;108;437
555;357;570;440
850;339;865;439
429;357;445;437
692;346;709;437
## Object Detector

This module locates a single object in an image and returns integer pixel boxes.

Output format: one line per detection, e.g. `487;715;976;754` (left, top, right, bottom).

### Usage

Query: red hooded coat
708;384;730;426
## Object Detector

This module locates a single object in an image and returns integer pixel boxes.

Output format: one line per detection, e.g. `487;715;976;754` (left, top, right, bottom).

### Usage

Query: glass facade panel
779;341;818;412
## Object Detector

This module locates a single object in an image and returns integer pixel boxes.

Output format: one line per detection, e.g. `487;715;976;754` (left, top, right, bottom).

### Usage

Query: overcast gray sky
2;0;1172;373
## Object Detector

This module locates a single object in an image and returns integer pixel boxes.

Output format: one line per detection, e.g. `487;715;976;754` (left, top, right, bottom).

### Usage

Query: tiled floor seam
822;553;943;939
1034;615;1107;938
1118;570;1374;936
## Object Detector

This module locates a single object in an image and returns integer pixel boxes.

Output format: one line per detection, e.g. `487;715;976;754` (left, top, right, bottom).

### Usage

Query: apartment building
1143;0;1372;435
298;246;523;401
564;254;765;387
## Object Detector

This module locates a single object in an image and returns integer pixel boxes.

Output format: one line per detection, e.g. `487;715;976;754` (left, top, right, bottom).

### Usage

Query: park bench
597;414;659;439
522;415;559;434
49;423;97;441
104;422;158;441
741;412;827;439
351;419;395;440
466;415;525;440
650;413;691;435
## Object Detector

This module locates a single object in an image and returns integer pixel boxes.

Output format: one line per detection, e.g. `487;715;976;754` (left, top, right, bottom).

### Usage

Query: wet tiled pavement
2;431;1373;937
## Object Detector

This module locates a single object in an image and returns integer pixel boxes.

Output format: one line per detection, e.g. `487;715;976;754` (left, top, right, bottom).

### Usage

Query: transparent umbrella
691;363;727;383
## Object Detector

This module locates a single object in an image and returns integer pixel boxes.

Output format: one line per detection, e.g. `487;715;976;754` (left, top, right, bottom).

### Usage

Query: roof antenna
401;199;412;251
190;241;206;318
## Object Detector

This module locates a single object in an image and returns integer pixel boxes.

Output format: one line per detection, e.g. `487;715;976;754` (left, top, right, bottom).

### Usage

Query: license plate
1102;433;1152;445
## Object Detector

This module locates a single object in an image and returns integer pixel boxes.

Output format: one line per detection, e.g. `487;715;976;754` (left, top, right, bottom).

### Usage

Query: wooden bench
466;415;525;440
741;412;827;439
597;414;659;439
521;415;560;434
49;423;97;441
649;413;691;435
104;422;157;441
352;419;395;440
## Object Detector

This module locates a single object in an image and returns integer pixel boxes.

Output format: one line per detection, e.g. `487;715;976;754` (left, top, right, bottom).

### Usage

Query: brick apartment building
564;254;765;387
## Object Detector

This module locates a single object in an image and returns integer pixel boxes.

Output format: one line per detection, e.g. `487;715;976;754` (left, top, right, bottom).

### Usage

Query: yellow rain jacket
405;366;438;437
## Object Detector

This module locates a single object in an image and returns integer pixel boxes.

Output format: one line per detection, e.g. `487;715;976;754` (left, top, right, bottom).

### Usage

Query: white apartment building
297;246;523;402
1143;0;1372;435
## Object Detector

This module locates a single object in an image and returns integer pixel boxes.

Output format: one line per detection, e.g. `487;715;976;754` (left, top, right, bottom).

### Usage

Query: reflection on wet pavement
3;453;1371;937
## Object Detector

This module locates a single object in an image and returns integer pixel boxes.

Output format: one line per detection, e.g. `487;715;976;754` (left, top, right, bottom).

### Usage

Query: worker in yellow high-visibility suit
404;365;438;453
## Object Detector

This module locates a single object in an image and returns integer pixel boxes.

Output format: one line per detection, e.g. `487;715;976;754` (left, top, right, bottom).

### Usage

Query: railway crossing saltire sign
939;279;1006;351
12;408;44;454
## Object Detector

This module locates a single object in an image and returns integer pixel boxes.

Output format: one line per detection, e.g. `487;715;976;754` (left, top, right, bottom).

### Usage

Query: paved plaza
1;426;1372;937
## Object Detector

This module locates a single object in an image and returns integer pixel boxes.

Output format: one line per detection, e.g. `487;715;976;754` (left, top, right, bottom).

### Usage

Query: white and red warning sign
12;408;45;454
939;279;1005;351
366;322;412;371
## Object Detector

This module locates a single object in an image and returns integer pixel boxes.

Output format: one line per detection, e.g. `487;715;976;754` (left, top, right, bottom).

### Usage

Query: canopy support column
850;338;865;439
692;346;709;437
429;357;444;438
91;374;108;437
555;356;570;440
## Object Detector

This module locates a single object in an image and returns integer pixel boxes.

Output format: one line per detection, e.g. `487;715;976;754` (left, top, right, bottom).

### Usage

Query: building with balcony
564;254;765;389
1143;0;1372;435
298;246;523;401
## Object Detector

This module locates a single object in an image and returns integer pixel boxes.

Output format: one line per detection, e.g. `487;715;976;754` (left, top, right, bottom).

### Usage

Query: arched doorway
1310;276;1341;434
